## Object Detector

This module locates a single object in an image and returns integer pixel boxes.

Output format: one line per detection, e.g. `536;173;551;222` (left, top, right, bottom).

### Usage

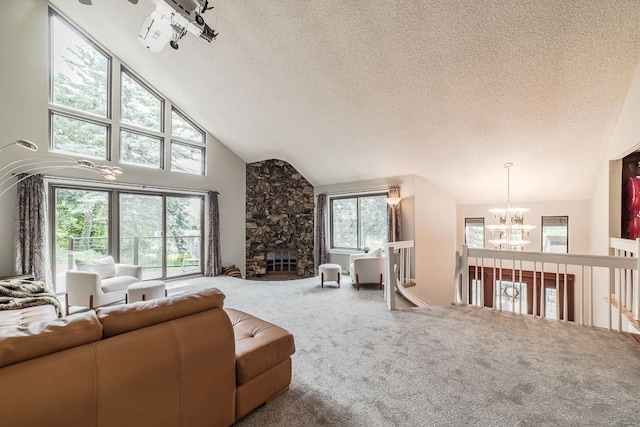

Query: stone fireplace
246;159;314;278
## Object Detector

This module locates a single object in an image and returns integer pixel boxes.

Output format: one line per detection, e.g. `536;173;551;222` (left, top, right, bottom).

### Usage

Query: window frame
120;68;165;133
329;192;388;251
119;67;166;169
49;180;206;294
49;8;113;160
170;108;206;176
48;6;208;175
541;216;569;253
464;217;485;249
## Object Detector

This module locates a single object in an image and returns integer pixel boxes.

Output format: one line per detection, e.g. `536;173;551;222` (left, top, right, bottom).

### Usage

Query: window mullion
356;197;362;249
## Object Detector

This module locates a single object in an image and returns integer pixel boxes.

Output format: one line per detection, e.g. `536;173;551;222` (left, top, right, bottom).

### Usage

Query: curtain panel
204;191;222;276
388;186;402;242
314;193;328;272
14;174;51;286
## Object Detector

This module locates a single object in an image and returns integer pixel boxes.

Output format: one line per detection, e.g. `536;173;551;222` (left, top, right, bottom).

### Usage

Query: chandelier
486;162;535;250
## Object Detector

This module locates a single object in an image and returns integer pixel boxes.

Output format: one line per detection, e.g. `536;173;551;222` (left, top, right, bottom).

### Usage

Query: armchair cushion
101;276;137;293
76;256;117;279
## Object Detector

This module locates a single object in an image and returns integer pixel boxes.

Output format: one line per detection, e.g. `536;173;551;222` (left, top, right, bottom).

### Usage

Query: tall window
48;8;206;173
331;194;388;250
120;70;164;169
171;109;205;175
542;216;568;253
50;10;110;159
464;218;484;248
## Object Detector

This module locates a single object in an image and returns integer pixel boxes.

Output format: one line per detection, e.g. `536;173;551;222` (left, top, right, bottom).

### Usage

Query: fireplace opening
266;249;297;275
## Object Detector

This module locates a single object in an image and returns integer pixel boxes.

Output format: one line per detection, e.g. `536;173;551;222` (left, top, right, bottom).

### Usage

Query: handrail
384;240;416;310
454;240;640;332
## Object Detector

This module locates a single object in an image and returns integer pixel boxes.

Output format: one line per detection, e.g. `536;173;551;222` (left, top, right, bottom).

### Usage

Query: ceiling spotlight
79;0;93;5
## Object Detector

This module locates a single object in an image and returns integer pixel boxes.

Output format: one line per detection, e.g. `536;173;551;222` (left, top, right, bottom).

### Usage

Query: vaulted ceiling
49;0;640;204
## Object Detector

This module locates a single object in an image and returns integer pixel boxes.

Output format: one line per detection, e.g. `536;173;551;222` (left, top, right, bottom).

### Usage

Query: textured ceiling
49;0;640;204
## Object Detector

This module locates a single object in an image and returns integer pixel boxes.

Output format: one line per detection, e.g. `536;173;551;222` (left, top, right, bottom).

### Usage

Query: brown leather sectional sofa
0;288;295;426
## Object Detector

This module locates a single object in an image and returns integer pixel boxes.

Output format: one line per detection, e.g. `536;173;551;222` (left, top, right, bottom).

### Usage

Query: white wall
457;200;590;255
413;176;457;306
315;174;458;307
0;1;246;277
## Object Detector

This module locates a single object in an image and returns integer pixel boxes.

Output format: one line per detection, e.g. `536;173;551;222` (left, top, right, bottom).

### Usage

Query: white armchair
65;256;142;315
349;249;385;291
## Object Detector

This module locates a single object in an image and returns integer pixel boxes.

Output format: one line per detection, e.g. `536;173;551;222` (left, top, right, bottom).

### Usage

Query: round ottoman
127;280;167;303
319;263;341;288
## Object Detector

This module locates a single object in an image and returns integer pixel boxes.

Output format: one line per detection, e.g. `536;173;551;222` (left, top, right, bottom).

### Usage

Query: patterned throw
0;279;62;318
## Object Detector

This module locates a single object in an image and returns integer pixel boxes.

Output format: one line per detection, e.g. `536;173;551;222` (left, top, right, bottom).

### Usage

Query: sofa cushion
101;275;138;293
225;308;295;385
0;311;103;368
76;256;117;279
96;288;226;338
0;305;58;327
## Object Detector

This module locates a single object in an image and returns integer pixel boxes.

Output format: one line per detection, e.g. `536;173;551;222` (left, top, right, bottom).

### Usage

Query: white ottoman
319;263;341;288
127;280;167;303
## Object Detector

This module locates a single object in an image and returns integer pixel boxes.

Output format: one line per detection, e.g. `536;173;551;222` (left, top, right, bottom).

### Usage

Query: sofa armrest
65;270;102;307
115;264;143;280
349;253;367;264
351;257;385;284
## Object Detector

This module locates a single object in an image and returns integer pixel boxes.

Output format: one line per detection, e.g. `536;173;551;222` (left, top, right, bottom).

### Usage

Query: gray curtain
15;174;50;285
315;193;328;271
388;186;402;242
204;191;222;276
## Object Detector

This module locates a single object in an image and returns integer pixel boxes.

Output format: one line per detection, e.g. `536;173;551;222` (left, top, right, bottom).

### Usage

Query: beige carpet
168;275;640;426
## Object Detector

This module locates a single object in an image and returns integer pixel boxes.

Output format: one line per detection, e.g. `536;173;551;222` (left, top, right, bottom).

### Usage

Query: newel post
460;245;469;305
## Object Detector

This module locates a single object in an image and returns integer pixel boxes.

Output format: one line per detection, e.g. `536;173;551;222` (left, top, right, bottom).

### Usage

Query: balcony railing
454;240;640;332
64;234;201;272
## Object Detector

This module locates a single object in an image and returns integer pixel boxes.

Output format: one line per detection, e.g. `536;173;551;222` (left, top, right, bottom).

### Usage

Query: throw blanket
0;279;62;318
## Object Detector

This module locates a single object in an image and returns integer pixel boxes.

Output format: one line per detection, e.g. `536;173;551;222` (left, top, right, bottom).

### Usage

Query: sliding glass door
119;193;164;280
53;188;111;294
166;196;203;278
52;185;204;293
119;193;204;280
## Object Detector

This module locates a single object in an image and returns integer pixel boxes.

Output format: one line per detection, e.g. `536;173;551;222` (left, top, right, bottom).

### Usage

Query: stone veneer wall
246;159;315;278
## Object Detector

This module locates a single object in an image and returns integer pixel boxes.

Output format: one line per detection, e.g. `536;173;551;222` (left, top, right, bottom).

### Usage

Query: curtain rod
320;187;391;197
43;175;218;196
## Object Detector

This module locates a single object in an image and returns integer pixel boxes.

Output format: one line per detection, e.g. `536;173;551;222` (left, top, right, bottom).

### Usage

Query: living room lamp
385;197;402;242
0;139;38;154
0;157;124;197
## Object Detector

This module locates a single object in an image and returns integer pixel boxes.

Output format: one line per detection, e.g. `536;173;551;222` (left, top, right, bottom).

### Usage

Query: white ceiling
49;0;640;205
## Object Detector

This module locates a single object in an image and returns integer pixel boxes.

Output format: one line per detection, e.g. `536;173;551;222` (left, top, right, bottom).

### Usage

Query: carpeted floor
168;275;640;426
